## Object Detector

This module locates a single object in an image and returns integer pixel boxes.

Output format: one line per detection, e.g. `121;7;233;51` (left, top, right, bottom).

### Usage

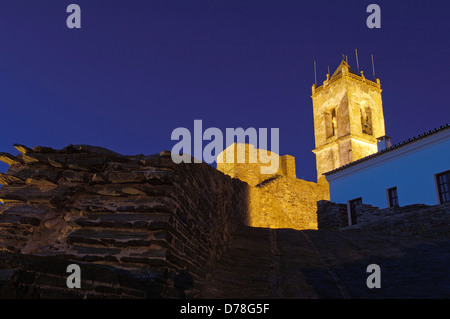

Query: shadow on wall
300;238;450;299
174;270;194;298
195;226;450;299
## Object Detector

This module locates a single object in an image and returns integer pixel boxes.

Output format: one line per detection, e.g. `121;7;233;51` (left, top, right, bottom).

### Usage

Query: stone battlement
217;143;296;186
217;143;330;230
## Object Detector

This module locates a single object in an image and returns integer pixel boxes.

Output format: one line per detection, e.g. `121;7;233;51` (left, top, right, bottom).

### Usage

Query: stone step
70;243;169;261
71;195;174;214
75;212;171;230
89;184;175;197
67;228;168;246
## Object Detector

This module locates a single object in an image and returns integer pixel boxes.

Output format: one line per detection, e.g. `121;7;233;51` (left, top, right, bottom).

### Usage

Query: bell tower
312;58;386;182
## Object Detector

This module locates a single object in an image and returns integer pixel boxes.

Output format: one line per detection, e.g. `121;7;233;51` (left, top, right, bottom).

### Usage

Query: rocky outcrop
0;144;249;298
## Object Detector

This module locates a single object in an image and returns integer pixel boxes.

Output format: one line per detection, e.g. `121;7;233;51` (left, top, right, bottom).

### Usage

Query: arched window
331;109;337;136
361;107;373;135
325;108;337;139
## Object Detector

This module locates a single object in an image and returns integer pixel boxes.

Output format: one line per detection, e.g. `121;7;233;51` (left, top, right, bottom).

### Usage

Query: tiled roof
324;123;450;176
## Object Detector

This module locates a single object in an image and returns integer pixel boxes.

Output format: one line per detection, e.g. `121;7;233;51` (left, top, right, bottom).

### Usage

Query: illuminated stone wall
217;143;296;186
217;143;330;230
249;177;329;230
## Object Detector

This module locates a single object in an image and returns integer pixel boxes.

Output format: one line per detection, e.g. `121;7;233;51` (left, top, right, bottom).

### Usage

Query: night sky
0;0;449;182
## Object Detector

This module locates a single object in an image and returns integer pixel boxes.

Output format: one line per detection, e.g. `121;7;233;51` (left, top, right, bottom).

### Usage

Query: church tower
312;58;386;182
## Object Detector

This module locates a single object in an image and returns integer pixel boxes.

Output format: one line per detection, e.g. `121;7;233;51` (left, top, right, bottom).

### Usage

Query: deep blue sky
0;0;449;181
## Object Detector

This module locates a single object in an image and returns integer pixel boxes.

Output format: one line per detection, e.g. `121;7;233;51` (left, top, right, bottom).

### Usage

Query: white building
324;124;450;210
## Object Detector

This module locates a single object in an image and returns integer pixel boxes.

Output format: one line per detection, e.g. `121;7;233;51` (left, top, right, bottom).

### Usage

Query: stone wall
316;200;348;231
0;144;249;298
217;143;330;230
249;177;329;230
317;199;450;240
217;143;297;187
343;203;450;239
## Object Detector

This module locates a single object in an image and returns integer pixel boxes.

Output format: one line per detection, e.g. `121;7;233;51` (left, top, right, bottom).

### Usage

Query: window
436;171;450;204
387;187;399;208
347;197;362;226
361;107;373;135
324;108;337;139
331;109;337;137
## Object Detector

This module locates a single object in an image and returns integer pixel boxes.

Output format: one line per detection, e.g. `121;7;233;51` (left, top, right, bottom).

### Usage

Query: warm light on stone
217;143;329;230
312;59;386;181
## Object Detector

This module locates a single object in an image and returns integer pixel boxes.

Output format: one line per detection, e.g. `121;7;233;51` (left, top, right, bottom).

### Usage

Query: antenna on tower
371;54;376;79
328;65;330;75
314;60;317;85
346;55;348;64
355;49;360;72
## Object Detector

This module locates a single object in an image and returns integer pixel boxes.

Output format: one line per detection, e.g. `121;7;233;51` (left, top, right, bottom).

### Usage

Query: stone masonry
0;144;249;298
217;143;329;230
0;144;448;299
317;200;450;240
312;60;386;181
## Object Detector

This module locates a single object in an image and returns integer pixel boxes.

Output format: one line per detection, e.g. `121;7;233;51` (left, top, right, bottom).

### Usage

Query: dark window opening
348;197;362;226
325;108;337;139
436;171;450;204
387;187;399;208
361;107;373;135
331;109;337;137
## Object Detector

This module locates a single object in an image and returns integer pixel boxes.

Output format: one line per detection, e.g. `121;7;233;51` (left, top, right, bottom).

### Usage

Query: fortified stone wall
0;144;249;298
250;177;329;230
217;143;296;187
217;143;330;230
345;203;450;239
316;200;380;231
316;200;348;231
317;200;450;240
